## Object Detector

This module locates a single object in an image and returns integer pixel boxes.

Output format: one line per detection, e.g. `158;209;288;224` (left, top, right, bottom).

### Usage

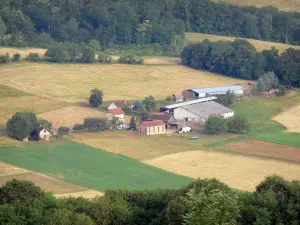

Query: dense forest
1;176;300;225
181;39;300;86
0;0;300;49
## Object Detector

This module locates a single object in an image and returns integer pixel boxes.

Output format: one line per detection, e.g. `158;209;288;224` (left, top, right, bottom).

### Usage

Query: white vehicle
177;126;192;133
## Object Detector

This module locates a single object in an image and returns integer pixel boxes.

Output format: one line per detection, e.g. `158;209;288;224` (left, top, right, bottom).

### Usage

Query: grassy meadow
0;141;192;191
186;32;300;53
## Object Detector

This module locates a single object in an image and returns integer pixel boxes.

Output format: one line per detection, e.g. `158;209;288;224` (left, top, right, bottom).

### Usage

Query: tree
227;116;249;133
45;44;70;62
215;91;236;107
58;127;70;137
25;53;41;62
88;39;101;51
135;101;148;121
143;96;156;112
81;47;95;63
12;53;21;62
83;118;108;131
89;88;103;107
110;116;122;130
39;119;52;129
128;116;137;130
0;16;7;37
251;71;279;95
205;116;226;134
73;123;85;131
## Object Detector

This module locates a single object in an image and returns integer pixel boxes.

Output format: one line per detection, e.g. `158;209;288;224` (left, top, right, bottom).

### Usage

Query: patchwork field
0;141;192;191
144;150;300;191
71;131;239;160
186;32;300;53
39;106;104;129
273;104;300;133
0;62;247;102
215;139;300;163
215;0;300;12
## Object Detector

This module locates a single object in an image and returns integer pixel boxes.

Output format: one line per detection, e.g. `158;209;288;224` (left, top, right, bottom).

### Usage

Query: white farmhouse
105;108;125;129
38;127;52;141
173;101;234;123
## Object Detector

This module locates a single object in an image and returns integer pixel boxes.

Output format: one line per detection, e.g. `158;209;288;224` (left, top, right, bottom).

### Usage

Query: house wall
222;111;234;118
108;103;117;110
233;90;244;95
105;113;125;128
173;107;205;123
39;129;51;141
139;125;165;135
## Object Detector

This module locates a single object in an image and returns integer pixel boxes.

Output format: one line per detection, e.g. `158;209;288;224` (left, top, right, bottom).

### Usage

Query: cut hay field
186;32;300;53
144;150;300;191
39;106;104;129
0;62;247;102
214;0;300;12
0;47;46;59
273;104;300;133
71;131;239;161
0;141;192;191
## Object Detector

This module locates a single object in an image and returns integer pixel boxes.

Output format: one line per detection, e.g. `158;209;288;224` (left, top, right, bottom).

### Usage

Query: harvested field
39;106;104;129
186;32;300;53
55;189;104;198
0;62;247;102
0;47;46;59
144;57;180;65
144;150;300;191
215;139;300;163
0;161;27;177
273;104;300;133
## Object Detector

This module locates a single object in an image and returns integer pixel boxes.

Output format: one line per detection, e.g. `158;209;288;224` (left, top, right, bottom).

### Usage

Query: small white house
107;100;128;110
38;127;52;141
173;101;234;123
105;108;125;129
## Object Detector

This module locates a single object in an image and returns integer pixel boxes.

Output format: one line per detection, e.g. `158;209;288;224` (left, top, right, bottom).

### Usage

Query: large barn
187;85;244;98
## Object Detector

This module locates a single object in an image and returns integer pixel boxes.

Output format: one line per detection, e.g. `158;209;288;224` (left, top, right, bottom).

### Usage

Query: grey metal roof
182;101;233;119
188;85;244;95
161;97;217;110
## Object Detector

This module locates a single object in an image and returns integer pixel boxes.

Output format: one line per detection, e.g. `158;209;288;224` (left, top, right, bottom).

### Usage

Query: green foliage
25;53;41;62
0;53;10;63
143;95;157;112
135;101;148;121
110;116;123;130
6;112;39;140
81;47;95;63
97;53;112;63
12;53;21;62
0;16;7;37
73;123;85;131
58;127;70;136
215;91;236;107
89;88;103;107
118;55;144;64
251;72;279;95
39;119;52;129
277;86;286;96
83;118;108;131
45;43;71;62
227;116;249;134
88;39;101;51
128;116;137;130
205;116;226;134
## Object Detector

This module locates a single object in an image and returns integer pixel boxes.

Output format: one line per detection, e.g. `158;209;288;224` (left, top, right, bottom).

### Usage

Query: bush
12;53;21;62
73;123;85;131
39;119;52;129
215;91;236;106
25;53;41;62
58;127;70;136
205;116;226;134
251;72;279;95
89;88;103;107
81;47;95;63
277;86;286;96
88;39;101;51
227;116;249;134
98;53;112;63
118;55;144;64
0;53;11;64
83;117;108;131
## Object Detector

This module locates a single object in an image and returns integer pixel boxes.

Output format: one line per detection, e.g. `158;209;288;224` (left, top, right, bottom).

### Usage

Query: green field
0;141;193;191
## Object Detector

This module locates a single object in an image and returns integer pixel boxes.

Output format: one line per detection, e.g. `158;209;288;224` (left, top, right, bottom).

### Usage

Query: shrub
83;117;108;131
0;53;11;64
215;91;236;106
98;53;112;63
88;39;101;51
25;53;41;62
58;127;70;136
39;119;52;129
73;123;85;131
118;55;144;64
251;72;279;95
227;116;249;134
277;86;286;96
12;53;21;62
89;88;103;107
205;116;226;134
143;95;156;112
81;47;95;63
45;44;70;62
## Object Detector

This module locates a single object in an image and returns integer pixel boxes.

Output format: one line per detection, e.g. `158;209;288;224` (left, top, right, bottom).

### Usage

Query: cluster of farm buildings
105;85;244;135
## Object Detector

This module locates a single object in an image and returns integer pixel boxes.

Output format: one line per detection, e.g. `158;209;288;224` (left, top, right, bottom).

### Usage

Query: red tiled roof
147;113;170;122
108;108;125;115
140;120;165;127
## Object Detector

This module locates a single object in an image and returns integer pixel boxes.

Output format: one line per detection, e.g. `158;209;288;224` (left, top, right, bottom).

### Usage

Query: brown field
0;161;27;177
144;57;181;65
71;131;239;160
0;47;46;59
186;32;300;53
215;139;300;163
39;106;104;129
55;189;104;198
273;104;300;132
214;0;300;12
144;150;300;191
0;62;247;102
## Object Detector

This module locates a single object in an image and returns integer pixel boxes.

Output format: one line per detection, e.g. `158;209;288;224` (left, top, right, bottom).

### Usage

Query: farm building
108;100;128;110
173;101;234;123
139;120;166;135
105;108;125;129
160;97;217;113
146;113;170;127
187;85;244;98
38;127;52;141
172;93;184;102
182;90;193;101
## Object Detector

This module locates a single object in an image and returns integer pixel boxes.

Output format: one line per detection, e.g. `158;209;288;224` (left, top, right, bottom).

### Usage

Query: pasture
0;62;247;102
186;32;300;53
144;150;300;191
0;141;192;191
39;106;104;129
273;104;300;133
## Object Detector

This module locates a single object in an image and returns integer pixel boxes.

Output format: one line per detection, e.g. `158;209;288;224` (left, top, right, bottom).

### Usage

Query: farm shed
105;108;125;128
38;127;52;141
172;93;184;102
173;101;234;123
160;97;217;113
187;85;244;98
108;100;128;110
147;113;170;127
139;120;166;135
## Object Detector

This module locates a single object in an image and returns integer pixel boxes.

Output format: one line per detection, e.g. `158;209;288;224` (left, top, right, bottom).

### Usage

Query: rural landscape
1;0;300;224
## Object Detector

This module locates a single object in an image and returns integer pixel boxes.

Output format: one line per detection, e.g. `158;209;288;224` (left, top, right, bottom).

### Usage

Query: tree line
1;0;300;49
1;175;300;224
181;39;300;87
